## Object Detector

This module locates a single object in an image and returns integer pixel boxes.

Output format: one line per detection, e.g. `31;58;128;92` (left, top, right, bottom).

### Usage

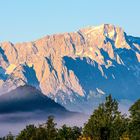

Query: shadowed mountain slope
0;85;68;114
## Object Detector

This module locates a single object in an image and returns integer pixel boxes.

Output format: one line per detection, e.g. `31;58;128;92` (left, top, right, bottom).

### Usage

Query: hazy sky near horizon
0;0;139;43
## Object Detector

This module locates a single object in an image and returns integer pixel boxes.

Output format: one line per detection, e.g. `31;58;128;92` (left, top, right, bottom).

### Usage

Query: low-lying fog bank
0;111;89;137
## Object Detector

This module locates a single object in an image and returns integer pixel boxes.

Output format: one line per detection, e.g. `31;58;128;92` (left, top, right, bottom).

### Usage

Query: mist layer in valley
0;85;88;136
0;111;88;137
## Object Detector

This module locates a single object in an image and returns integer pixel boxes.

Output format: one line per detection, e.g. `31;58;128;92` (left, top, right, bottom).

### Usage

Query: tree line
1;95;140;140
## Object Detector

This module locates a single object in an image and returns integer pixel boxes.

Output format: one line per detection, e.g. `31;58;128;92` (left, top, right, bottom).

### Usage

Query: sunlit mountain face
0;24;140;114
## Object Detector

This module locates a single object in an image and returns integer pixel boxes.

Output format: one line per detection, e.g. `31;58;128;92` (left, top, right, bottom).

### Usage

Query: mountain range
0;24;140;113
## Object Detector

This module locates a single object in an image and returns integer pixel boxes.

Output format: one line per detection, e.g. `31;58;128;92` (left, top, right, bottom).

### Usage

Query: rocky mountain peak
0;24;140;113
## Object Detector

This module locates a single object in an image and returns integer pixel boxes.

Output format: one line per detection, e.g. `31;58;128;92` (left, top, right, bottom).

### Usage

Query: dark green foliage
16;125;36;140
57;125;82;140
5;132;14;140
129;99;140;140
16;116;58;140
72;126;82;140
45;116;58;140
129;99;140;122
83;95;127;140
34;126;48;140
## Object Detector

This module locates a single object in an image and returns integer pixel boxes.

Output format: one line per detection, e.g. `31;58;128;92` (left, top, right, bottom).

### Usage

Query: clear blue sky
0;0;140;43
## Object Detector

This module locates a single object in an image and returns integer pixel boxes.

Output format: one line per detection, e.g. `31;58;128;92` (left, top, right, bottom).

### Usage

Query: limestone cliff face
0;24;140;112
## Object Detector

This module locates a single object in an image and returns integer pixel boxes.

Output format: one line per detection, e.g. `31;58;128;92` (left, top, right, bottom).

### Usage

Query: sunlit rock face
0;24;140;113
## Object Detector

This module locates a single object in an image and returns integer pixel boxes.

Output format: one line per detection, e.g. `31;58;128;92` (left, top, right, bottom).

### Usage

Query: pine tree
83;95;127;140
129;99;140;140
45;116;57;140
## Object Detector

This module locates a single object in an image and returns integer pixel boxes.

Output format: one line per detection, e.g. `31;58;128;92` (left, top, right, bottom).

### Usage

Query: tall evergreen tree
129;99;140;140
45;116;57;140
83;95;127;140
